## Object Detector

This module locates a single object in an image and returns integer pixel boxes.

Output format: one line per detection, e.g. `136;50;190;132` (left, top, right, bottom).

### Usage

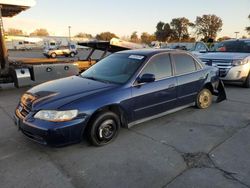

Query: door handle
168;84;175;89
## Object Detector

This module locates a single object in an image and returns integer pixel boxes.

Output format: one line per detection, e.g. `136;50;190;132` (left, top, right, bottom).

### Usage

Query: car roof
223;39;250;42
116;48;181;57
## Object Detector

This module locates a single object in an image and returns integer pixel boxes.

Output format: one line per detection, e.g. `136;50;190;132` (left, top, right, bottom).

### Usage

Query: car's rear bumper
14;111;88;147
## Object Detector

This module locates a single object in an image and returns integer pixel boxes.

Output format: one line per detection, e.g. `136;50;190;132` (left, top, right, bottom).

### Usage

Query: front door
131;53;177;121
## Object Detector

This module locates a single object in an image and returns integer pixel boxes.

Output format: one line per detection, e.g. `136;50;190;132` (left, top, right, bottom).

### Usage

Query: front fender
202;67;227;103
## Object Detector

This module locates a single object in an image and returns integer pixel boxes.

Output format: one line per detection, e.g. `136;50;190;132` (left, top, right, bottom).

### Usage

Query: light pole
68;26;71;41
234;32;239;39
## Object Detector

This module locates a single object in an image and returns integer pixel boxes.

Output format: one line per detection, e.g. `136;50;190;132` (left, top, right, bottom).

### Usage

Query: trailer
0;0;79;88
75;38;146;71
0;1;145;88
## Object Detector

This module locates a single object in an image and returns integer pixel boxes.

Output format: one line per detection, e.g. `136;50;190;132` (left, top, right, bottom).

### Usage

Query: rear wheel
51;53;57;58
88;111;120;146
243;73;250;88
196;88;212;109
69;52;75;57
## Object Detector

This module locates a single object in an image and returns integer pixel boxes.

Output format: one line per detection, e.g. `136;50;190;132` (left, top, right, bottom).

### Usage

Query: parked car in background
199;39;250;88
14;49;226;147
43;44;78;58
163;42;209;56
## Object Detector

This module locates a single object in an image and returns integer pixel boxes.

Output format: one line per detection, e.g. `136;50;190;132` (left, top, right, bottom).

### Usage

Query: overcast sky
3;0;250;38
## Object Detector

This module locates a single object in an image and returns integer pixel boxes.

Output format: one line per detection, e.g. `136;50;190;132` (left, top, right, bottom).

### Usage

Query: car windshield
81;53;146;84
211;40;250;53
167;43;195;51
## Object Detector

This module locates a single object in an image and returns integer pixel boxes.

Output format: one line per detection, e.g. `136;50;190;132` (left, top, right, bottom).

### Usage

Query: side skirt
128;103;195;128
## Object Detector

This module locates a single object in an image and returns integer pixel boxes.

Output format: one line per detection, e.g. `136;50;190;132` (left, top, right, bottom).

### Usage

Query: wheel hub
199;91;211;108
98;119;115;140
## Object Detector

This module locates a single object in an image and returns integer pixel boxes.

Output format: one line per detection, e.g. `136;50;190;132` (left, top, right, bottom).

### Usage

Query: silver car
43;44;78;58
199;39;250;88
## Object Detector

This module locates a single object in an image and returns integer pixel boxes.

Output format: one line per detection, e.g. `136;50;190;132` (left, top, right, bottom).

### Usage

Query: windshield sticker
129;55;144;60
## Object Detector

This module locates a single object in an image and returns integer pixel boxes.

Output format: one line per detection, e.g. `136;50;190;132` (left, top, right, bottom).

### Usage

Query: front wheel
196;88;212;109
88;111;120;146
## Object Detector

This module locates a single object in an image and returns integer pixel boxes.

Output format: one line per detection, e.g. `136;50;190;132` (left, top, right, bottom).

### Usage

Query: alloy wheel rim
199;90;211;108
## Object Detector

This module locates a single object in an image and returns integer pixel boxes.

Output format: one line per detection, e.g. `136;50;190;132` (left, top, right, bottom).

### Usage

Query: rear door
171;53;205;106
131;53;177;121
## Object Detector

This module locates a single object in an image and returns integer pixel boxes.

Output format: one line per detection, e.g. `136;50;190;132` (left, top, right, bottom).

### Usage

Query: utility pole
0;5;9;74
234;32;239;39
68;26;71;41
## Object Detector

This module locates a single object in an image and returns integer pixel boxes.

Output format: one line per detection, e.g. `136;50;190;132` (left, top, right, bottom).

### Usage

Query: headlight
34;110;78;122
232;59;248;66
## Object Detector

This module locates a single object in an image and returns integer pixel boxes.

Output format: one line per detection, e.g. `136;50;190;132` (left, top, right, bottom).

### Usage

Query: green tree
96;32;118;41
195;14;223;41
170;17;193;41
141;32;156;44
6;28;24;35
75;32;93;38
30;28;49;36
130;31;139;43
155;21;172;42
246;14;250;35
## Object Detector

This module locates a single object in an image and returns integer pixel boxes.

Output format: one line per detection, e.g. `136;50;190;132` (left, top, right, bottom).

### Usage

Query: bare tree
30;28;49;36
75;33;93;38
141;32;156;44
96;32;118;41
130;31;139;43
6;28;24;35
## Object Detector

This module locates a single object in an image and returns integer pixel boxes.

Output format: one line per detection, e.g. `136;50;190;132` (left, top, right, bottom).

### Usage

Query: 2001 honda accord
14;49;226;146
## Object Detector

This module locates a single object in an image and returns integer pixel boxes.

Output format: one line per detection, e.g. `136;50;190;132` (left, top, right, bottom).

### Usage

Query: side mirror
138;73;155;83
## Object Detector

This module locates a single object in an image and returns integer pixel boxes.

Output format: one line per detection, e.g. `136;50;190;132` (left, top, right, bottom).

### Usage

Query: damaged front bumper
214;79;227;103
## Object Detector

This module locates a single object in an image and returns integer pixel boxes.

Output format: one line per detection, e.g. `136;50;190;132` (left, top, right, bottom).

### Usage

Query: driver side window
141;54;172;80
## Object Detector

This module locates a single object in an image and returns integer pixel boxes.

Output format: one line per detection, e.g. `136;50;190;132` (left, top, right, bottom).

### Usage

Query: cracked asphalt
0;84;249;188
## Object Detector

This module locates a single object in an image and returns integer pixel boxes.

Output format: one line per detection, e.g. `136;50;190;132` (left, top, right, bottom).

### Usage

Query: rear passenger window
173;54;197;75
141;54;172;79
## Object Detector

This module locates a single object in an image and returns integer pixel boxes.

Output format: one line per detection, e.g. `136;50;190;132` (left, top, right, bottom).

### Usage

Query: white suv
199;39;250;88
43;44;78;58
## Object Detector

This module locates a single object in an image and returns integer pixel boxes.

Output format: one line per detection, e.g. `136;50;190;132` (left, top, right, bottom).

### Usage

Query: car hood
199;52;249;60
26;76;117;110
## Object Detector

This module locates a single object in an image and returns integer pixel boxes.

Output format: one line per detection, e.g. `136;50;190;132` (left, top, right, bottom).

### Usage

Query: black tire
69;52;75;57
88;111;120;146
51;53;57;58
243;73;250;88
196;88;212;109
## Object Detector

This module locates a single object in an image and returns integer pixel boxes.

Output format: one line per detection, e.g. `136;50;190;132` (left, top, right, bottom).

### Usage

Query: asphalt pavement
0;50;250;188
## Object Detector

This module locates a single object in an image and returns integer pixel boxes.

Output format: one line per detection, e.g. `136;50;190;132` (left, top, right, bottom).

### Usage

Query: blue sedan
14;49;226;146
